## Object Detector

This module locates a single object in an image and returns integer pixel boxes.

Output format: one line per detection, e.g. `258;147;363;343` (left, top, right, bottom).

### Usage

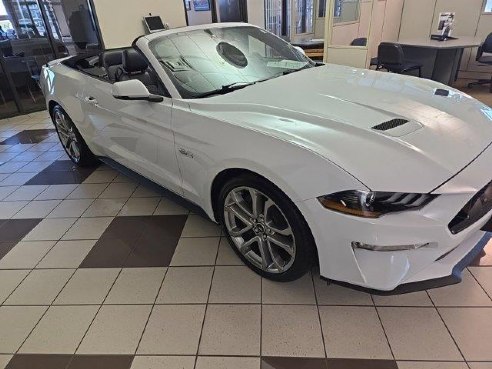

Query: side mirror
112;80;163;102
293;45;306;56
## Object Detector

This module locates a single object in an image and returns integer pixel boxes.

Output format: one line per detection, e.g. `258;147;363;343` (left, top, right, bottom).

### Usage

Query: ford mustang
40;23;492;292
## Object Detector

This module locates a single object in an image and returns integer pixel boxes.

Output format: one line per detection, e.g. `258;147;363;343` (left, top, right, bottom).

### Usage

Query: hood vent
372;119;409;131
435;89;450;97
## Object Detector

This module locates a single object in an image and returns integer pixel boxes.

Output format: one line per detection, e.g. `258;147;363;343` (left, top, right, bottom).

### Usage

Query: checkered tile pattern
0;110;492;369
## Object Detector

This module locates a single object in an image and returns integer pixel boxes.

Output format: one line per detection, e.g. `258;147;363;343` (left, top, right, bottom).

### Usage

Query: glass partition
0;0;101;119
265;0;314;41
0;58;19;117
333;0;359;24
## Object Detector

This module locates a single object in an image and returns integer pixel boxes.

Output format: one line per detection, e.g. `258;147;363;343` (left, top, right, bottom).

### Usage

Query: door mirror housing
112;80;163;102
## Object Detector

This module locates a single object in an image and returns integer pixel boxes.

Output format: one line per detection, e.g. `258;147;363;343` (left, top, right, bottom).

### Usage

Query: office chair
377;42;423;77
350;37;367;46
468;32;492;92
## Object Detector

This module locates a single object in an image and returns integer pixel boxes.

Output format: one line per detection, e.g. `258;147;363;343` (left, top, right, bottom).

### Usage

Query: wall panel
92;0;187;48
399;0;435;39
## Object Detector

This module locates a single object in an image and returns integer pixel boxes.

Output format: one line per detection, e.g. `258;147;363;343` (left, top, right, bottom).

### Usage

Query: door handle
84;96;98;105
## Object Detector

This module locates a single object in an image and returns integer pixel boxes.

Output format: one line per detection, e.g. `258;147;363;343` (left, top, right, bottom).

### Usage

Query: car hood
187;64;492;194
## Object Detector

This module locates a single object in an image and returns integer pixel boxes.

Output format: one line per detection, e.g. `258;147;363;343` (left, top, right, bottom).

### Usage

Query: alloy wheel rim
223;186;296;274
54;110;81;163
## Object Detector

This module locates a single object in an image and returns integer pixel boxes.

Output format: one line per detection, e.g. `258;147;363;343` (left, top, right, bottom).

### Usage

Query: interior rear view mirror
293;46;306;56
112;80;163;102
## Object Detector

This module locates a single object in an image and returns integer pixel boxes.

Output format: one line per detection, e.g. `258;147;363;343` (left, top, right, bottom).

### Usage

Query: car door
80;76;182;195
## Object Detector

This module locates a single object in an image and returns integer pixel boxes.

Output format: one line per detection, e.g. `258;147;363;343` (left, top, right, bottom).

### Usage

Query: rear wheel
51;105;98;167
218;174;315;281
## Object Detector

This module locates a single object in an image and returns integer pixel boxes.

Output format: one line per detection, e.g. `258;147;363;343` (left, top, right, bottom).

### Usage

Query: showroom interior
1;0;492;368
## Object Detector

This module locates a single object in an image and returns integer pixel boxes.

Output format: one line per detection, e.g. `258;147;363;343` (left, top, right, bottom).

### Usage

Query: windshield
148;26;314;98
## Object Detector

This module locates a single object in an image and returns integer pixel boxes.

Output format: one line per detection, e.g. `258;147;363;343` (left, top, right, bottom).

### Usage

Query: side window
147;67;171;98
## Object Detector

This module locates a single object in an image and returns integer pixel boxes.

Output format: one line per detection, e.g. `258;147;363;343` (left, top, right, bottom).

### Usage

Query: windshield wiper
281;63;314;76
195;81;257;98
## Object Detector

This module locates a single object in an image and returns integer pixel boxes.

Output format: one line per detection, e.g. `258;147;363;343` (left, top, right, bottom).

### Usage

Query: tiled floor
0;96;492;369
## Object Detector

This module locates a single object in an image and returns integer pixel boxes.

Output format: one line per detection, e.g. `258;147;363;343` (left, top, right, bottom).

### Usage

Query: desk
291;39;324;60
397;36;481;85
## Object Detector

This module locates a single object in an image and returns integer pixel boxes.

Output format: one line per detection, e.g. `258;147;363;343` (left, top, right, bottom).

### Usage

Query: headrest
483;32;492;53
0;40;13;57
100;49;123;68
122;49;148;73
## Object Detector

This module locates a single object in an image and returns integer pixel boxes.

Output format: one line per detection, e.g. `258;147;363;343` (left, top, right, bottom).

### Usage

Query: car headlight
317;190;438;218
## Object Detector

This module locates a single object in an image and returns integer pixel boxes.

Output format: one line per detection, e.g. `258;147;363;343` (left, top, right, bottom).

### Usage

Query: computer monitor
144;16;166;33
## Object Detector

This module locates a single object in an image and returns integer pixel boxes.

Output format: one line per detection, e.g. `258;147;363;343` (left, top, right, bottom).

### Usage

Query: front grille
448;180;492;234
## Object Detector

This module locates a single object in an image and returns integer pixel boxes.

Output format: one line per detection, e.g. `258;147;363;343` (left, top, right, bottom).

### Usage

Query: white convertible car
41;23;492;292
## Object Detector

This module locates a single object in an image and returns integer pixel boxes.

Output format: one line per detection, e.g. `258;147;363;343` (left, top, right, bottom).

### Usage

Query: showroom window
485;0;492;12
0;0;101;119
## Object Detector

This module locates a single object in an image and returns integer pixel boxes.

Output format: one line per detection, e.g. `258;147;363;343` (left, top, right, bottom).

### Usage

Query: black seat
468;33;492;93
377;42;422;77
99;50;123;82
116;49;158;93
350;37;367;46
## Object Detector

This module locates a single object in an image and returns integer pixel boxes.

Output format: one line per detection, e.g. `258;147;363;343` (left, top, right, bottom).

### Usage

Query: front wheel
218;174;316;282
52;105;98;167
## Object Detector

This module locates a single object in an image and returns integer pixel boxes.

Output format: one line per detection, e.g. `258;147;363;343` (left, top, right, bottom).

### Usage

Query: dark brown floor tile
471;238;492;266
326;359;398;369
43;160;82;172
26;171;87;186
6;354;71;369
79;237;135;268
0;241;17;260
67;355;133;369
25;161;99;185
142;215;188;239
262;357;328;369
0;218;42;242
80;215;187;268
101;216;147;242
0;129;56;145
124;236;180;267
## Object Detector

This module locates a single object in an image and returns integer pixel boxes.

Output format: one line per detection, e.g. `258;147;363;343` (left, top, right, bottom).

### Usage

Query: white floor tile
0;241;55;269
138;305;206;355
77;305;152;354
157;267;213;304
0;306;47;353
0;270;29;304
23;218;77;241
62;217;113;240
105;268;166;304
379;307;462;360
209;266;261;303
130;356;195;369
48;199;94;218
200;304;261;356
319;306;392;359
4;269;74;305
12;200;61;219
54;268;120;305
19;305;99;354
36;240;96;269
170;237;220;266
261;304;325;358
262;273;316;304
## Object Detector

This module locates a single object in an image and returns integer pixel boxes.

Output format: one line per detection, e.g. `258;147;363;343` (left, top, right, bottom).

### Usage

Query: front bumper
325;231;490;295
300;139;492;292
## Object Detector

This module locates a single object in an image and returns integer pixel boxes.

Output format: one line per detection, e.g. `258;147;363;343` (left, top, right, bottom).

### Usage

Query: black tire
51;105;98;167
218;173;316;282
